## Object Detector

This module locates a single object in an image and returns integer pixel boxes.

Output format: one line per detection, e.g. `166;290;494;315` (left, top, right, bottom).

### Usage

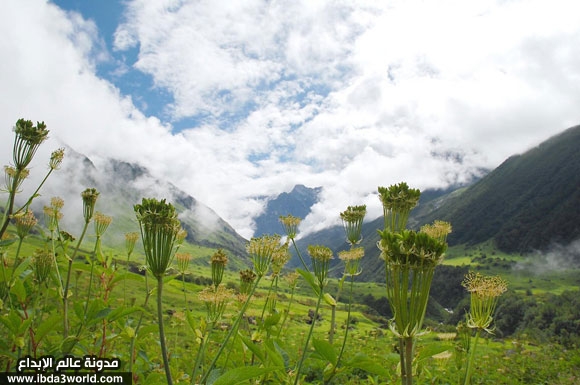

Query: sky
1;0;580;239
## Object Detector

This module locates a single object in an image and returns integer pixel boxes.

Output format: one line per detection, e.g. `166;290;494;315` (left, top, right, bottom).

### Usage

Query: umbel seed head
13;119;49;170
279;214;301;240
81;188;99;223
134;198;181;278
340;205;366;245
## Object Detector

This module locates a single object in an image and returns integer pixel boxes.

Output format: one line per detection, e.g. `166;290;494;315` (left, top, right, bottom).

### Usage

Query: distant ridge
253;184;321;237
32;147;249;258
293;124;580;280
420;124;580;253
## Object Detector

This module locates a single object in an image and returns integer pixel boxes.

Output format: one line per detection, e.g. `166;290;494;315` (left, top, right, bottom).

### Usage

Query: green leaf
344;353;392;377
313;338;337;366
34;313;60;342
12;257;32;280
137;324;158;340
263;311;282;328
297;268;320;296
61;336;79;355
212;366;281;385
10;278;28;303
264;339;284;368
0;238;16;247
239;334;265;364
106;306;141;322
416;344;452;363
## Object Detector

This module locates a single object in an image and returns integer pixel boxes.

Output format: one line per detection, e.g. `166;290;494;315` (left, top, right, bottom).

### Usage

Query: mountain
418;124;580;253
294;124;580;280
29;147;248;258
253;184;321;237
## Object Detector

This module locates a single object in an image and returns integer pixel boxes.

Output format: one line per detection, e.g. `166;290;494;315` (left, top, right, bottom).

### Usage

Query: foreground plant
378;183;450;385
200;234;281;384
461;272;508;385
135;198;183;385
294;244;333;385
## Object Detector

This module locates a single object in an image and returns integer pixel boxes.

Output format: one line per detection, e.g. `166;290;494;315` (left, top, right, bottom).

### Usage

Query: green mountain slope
28;147;249;258
294;124;580;280
420;124;580;253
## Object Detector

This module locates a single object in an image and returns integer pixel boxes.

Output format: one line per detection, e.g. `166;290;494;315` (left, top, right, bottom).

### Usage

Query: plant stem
157;276;173;385
200;274;263;384
294;283;324;385
325;276;355;384
129;272;151;374
190;323;214;385
463;328;481;385
63;220;89;338
277;283;296;339
404;336;414;385
291;239;309;271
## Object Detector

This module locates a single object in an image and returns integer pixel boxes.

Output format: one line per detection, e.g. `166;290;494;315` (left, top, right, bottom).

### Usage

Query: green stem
190;324;214;385
129;272;151;374
157;276;173;385
294;283;324;385
326;276;355;384
463;328;481;385
404;336;414;385
200;274;263;384
63;220;89;338
0;168;21;240
277;284;296;339
291;238;309;271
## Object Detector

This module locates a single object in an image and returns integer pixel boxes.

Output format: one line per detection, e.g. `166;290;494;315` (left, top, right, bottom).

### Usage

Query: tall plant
461;272;508;385
134;198;183;385
377;183;450;385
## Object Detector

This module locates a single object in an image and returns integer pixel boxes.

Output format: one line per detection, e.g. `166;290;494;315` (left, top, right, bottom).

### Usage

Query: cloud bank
2;0;580;238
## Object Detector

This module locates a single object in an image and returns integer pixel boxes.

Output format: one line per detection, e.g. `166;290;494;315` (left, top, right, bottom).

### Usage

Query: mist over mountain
25;147;248;257
288;124;580;280
419;124;580;253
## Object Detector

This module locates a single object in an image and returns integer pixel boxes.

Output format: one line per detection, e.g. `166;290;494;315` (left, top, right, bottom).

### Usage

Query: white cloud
2;0;580;239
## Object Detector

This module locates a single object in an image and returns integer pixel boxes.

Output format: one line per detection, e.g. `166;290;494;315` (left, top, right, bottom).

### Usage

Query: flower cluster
378;182;421;233
462;272;508;332
338;247;364;276
378;229;446;268
43;197;64;232
12;119;49;170
14;210;37;239
134;198;181;278
271;242;290;276
175;253;192;275
125;232;139;257
94;212;112;237
246;234;281;276
279;214;301;240
340;205;366;245
420;220;452;243
81;188;99;223
210;249;228;287
198;285;235;325
308;245;333;287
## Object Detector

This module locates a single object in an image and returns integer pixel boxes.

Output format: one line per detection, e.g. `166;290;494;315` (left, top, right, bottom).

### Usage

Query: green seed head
81;188;99;223
378;182;421;233
279;214;301;240
308;244;333;287
340;205;366;245
14;210;38;239
134;198;181;278
13;119;49;170
247;234;281;276
210;249;228;287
